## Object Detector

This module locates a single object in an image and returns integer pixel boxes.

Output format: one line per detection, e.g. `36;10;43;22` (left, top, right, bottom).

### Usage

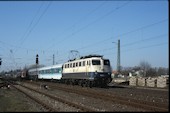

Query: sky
0;0;169;72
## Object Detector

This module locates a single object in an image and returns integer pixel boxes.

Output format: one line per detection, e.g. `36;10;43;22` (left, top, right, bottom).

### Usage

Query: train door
100;59;104;72
103;59;111;72
86;60;88;76
86;60;91;74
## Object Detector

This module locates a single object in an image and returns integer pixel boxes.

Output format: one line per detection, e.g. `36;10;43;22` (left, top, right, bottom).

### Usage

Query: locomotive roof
68;54;103;62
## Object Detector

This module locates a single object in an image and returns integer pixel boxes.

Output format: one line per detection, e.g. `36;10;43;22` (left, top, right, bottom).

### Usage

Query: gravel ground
22;82;147;112
15;84;80;112
0;86;47;112
0;81;168;112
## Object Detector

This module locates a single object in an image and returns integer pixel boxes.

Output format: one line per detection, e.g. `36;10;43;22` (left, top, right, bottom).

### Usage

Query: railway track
27;81;168;112
13;85;56;112
11;81;96;112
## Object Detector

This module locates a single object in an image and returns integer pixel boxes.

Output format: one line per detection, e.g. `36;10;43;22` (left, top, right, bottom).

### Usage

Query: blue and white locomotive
62;55;112;87
27;55;112;87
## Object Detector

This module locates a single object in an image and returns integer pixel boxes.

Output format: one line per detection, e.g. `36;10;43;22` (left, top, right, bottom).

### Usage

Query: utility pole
53;54;55;65
117;39;121;73
36;54;39;81
113;39;121;74
0;58;2;73
0;58;2;66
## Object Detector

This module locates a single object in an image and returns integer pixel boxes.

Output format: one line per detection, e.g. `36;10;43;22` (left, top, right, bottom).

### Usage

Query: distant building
129;72;132;77
111;70;118;78
161;75;169;77
133;70;144;77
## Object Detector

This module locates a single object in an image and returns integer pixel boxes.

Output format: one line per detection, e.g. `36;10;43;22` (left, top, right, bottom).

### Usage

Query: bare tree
139;60;151;77
157;67;169;76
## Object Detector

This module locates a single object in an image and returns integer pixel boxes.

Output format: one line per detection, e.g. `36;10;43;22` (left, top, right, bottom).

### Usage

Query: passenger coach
28;64;62;80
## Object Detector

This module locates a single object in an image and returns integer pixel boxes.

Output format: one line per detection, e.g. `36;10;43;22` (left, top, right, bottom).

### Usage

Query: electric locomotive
62;54;112;87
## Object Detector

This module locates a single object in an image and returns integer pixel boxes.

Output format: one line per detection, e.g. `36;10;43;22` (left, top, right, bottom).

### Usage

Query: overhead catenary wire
75;18;168;51
18;2;44;47
103;42;168;57
0;2;168;72
44;32;168;64
47;1;107;48
1;1;130;55
0;18;167;61
46;1;131;51
1;4;167;59
0;2;52;71
86;34;167;54
14;1;52;54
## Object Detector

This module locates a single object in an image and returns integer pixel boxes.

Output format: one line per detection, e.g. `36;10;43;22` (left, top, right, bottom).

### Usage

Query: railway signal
0;58;2;65
36;54;39;65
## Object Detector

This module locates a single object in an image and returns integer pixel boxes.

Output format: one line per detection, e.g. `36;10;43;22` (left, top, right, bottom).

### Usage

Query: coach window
45;70;48;74
76;62;78;67
58;68;62;73
53;69;56;73
73;63;75;67
48;69;50;74
70;63;72;68
56;69;59;73
79;62;81;67
87;61;88;65
83;61;85;66
51;69;54;74
68;64;69;68
42;70;44;74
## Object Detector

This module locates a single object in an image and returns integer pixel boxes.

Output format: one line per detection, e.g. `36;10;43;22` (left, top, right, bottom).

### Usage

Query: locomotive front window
92;60;100;65
104;60;110;65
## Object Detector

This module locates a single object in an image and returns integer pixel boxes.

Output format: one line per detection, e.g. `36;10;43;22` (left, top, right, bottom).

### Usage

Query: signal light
0;58;1;65
36;54;39;64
